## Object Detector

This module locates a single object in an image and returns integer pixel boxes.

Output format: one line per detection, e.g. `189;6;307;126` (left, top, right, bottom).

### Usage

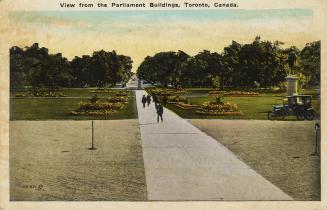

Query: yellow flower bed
196;101;242;116
77;101;125;111
196;110;243;116
175;102;198;110
201;102;238;112
208;90;259;97
71;110;118;116
107;96;128;103
89;88;115;93
71;101;125;116
146;88;186;96
167;96;187;103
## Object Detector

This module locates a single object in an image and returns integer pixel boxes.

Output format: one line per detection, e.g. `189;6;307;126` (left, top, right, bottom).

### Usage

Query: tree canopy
10;38;320;90
137;37;320;89
10;43;133;89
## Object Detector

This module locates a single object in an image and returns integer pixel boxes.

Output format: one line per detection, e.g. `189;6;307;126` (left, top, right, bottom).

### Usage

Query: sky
9;9;319;72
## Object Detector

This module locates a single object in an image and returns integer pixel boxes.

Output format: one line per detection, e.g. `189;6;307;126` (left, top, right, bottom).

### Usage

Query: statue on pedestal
288;52;297;75
286;52;298;96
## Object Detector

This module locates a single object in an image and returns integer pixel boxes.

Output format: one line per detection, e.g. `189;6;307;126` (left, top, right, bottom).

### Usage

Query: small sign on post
88;120;96;150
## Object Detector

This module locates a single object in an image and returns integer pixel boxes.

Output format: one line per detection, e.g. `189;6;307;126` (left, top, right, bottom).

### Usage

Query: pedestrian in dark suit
146;95;151;107
141;95;147;108
156;103;164;123
153;94;159;108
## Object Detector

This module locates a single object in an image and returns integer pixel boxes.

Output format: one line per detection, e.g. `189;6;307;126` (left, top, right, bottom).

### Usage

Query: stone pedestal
286;75;298;96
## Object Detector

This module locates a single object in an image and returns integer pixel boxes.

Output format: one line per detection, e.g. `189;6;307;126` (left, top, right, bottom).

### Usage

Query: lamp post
88;120;96;150
313;123;320;156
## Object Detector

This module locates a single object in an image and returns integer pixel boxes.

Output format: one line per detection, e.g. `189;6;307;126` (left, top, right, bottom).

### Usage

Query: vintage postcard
0;0;326;209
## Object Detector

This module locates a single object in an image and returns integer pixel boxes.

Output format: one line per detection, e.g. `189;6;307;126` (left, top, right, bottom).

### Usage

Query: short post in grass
88;120;96;150
313;123;320;156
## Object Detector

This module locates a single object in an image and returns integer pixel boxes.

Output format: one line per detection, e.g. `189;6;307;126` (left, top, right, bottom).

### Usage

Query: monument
286;52;298;96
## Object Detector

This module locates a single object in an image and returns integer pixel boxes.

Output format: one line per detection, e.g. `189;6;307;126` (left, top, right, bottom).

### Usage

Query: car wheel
276;111;286;120
305;110;315;120
268;111;275;120
296;112;305;121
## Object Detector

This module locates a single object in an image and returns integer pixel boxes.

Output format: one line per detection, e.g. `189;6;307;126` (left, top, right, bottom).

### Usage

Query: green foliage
166;89;320;120
137;37;320;89
10;43;133;89
299;41;320;86
137;50;190;87
10;89;137;120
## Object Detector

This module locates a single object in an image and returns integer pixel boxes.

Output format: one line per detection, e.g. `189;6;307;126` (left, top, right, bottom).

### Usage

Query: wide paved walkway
135;90;292;201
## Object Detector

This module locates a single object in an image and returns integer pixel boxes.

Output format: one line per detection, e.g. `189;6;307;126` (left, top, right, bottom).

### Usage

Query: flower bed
107;96;128;103
208;91;226;95
78;101;124;110
71;110;118;116
146;88;186;96
201;102;238;111
89;88;115;93
196;101;242;116
196;110;243;116
71;101;124;115
15;91;67;98
115;91;129;97
257;89;286;94
174;102;198;110
208;90;259;97
167;96;187;103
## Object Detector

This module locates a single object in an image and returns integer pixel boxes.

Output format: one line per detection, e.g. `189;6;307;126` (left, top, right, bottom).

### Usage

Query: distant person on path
146;95;151;107
153;94;159;108
162;95;168;106
141;95;147;108
156;103;164;123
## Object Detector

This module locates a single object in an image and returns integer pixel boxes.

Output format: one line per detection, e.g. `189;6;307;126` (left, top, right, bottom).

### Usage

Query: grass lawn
189;119;320;200
165;89;320;120
10;120;147;200
10;89;137;120
11;88;132;98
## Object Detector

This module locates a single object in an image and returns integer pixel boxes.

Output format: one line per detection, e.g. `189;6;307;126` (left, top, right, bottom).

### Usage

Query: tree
299;41;320;87
29;53;72;90
71;55;92;87
87;50;133;87
221;40;242;88
179;50;223;88
137;51;189;87
10;46;26;89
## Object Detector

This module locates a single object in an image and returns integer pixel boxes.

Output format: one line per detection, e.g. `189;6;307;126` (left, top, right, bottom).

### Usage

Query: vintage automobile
267;95;315;120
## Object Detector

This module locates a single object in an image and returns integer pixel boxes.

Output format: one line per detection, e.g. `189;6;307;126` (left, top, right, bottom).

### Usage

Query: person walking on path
156;103;164;123
153;94;159;108
142;95;147;108
146;95;151;107
162;95;168;106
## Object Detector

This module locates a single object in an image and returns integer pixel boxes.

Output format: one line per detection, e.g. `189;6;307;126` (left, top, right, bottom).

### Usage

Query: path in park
135;90;292;201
